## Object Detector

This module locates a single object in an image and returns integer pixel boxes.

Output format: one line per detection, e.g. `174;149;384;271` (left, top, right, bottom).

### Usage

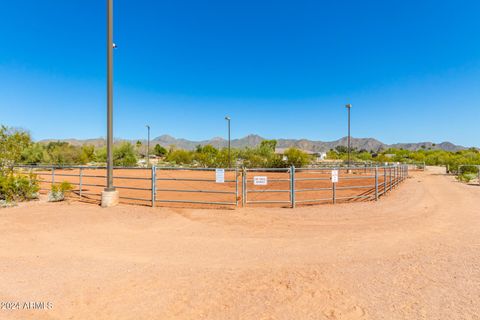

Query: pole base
101;190;119;208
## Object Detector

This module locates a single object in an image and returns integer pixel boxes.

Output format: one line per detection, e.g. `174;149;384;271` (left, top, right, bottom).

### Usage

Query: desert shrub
166;149;193;165
95;147;107;163
238;140;284;168
43;141;83;165
457;173;477;183
458;166;478;175
93;143;138;166
194;145;219;167
114;143;138;166
49;181;73;202
0;173;39;203
79;145;95;164
0;125;32;171
238;148;269;168
154;144;167;157
260;140;277;152
283;148;311;168
21;143;47;164
20;142;95;166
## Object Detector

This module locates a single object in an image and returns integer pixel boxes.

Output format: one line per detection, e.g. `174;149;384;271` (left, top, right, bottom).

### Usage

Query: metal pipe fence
155;167;238;207
243;164;408;208
12;164;408;209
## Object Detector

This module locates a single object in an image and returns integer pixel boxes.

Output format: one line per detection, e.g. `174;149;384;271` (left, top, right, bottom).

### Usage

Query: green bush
166;149;193;165
114;143;138;166
49;181;74;202
1;125;32;171
457;173;477;183
0;173;39;203
51;181;73;194
154;144;167;157
283;148;311;168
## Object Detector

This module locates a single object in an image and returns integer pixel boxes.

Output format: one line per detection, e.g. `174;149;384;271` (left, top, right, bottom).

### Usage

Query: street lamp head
225;116;231;121
345;104;352;109
146;125;150;129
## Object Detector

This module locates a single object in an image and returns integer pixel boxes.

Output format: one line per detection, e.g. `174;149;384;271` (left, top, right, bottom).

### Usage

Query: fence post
397;166;399;187
79;167;83;198
332;181;336;204
394;166;397;188
383;167;387;195
235;168;239;207
478;166;480;186
389;167;392;192
151;165;156;207
242;167;246;207
290;165;296;208
332;169;336;204
51;167;55;186
375;166;378;201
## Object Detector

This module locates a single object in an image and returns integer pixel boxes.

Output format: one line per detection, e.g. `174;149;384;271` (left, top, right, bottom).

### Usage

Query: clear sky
1;0;479;146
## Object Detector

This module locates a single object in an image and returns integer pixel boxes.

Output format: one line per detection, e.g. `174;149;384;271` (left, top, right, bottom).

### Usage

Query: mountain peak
38;135;468;152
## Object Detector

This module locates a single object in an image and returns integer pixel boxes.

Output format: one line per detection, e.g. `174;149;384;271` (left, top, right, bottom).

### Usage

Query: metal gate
154;167;239;207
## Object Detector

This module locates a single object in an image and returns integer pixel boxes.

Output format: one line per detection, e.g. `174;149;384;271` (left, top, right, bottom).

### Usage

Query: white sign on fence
331;170;339;183
253;176;268;186
215;168;225;183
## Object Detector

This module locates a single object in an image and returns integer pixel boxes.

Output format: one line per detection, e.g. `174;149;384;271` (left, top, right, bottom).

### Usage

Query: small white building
275;148;327;162
315;152;327;161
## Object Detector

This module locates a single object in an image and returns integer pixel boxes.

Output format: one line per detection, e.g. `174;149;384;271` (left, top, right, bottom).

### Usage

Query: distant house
315;152;327;161
275;148;327;162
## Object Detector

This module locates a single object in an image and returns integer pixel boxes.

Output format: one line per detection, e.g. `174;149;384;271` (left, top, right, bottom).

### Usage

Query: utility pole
345;104;352;168
101;0;119;207
146;125;150;167
225;116;231;168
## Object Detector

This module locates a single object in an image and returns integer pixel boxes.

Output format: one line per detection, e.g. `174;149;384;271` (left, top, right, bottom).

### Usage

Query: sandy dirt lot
1;167;479;319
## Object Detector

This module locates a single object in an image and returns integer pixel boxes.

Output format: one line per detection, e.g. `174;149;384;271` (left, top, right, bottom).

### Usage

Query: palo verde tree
0;125;32;172
0;125;39;203
153;144;167;157
283;148;311;167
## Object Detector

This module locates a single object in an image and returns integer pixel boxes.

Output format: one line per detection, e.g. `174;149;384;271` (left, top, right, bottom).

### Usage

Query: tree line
1;126;312;168
2;125;479;171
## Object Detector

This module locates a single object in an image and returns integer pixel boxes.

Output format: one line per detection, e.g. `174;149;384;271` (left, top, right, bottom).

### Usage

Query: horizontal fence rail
12;163;409;209
155;167;238;207
243;164;408;208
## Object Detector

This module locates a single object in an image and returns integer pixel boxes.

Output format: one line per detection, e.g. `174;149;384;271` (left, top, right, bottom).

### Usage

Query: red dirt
1;167;479;319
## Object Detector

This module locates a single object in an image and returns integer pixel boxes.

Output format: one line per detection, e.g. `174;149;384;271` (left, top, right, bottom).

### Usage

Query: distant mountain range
39;134;468;152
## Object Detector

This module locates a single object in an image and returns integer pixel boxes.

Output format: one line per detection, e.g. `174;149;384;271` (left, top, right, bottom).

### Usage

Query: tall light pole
225;116;231;168
101;0;119;207
146;125;150;167
345;104;352;168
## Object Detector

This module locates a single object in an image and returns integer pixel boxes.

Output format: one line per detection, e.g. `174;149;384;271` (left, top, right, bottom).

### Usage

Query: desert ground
1;167;479;319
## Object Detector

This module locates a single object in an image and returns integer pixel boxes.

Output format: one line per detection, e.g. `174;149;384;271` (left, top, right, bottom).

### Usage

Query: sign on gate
215;168;225;183
331;170;339;183
253;176;268;185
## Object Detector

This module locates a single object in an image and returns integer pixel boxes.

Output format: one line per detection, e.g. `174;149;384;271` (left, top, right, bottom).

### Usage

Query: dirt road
1;168;479;319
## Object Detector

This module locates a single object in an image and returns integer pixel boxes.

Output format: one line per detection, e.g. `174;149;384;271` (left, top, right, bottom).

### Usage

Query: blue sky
1;0;479;146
